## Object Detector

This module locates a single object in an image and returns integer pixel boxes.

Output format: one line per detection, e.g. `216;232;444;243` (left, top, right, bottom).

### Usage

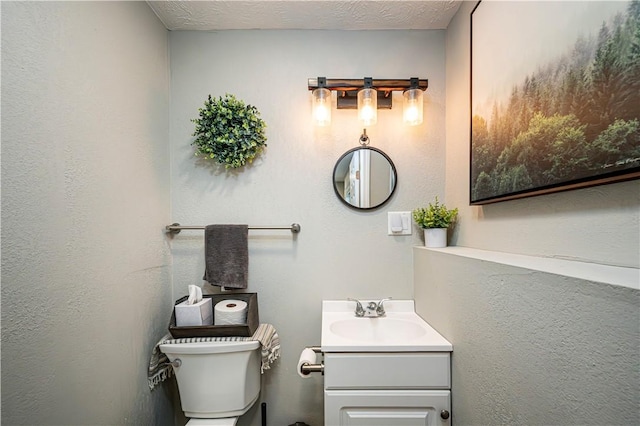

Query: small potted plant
412;197;458;248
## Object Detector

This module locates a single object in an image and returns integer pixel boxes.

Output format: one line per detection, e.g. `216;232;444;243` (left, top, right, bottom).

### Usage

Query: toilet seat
186;418;238;426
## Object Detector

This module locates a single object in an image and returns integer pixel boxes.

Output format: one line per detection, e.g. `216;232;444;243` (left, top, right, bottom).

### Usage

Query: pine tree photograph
471;0;640;204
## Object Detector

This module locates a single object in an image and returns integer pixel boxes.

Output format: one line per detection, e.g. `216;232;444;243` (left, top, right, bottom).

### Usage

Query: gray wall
414;248;640;425
1;2;173;424
168;29;446;426
410;2;640;425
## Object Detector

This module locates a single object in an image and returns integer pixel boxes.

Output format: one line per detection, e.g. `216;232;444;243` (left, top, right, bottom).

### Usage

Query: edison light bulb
312;88;331;126
357;88;377;126
403;88;423;126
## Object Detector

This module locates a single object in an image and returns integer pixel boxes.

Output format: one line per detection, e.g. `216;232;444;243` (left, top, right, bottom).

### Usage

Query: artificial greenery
191;94;267;169
412;197;459;229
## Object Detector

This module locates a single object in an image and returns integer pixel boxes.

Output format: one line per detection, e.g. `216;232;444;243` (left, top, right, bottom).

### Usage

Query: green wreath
191;94;267;169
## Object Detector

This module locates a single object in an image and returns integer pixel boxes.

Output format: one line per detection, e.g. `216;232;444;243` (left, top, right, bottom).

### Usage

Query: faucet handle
347;298;365;317
376;297;392;315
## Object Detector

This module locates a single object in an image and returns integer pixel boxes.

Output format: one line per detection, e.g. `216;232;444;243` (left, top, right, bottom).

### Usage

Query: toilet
159;340;262;426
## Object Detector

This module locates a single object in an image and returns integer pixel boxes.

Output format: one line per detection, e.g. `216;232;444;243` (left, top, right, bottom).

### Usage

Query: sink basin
330;318;427;341
321;299;452;352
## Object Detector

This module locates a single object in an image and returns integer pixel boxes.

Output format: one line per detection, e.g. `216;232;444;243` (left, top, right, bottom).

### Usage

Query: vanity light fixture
308;77;428;126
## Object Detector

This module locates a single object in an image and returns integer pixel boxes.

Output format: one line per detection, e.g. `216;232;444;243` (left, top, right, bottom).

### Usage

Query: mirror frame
332;146;398;211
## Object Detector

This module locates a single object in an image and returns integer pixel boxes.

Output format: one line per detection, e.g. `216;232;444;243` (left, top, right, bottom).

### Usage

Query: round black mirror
332;145;397;210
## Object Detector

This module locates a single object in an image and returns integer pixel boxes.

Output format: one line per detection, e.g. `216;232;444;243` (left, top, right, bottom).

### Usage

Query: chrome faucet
348;298;392;317
347;298;365;317
375;298;392;316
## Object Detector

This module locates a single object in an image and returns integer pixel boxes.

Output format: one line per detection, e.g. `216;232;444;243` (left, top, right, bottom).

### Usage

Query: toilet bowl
159;340;261;425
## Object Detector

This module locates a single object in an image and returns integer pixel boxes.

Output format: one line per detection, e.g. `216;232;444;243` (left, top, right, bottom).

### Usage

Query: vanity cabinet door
324;389;450;426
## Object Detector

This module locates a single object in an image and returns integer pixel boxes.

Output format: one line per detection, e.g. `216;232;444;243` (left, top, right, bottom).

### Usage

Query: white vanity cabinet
323;352;451;426
320;300;453;426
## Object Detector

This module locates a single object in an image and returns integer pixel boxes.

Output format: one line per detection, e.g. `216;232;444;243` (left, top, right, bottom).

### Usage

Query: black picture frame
470;0;640;205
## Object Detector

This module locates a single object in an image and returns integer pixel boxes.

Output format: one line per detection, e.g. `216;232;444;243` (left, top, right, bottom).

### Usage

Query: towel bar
166;223;301;234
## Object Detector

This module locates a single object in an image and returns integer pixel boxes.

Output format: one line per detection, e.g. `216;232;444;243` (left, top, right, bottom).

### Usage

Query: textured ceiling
147;0;462;31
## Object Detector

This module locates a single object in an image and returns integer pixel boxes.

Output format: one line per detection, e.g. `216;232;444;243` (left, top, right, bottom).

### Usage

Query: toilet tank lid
160;340;260;355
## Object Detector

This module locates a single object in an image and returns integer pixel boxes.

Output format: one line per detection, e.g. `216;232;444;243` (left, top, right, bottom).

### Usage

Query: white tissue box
174;298;213;327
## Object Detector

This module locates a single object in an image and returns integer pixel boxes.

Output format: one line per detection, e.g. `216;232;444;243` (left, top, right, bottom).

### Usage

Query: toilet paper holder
300;346;324;376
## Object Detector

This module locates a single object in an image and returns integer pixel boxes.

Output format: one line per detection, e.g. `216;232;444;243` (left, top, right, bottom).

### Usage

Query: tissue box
169;293;258;338
174;298;213;327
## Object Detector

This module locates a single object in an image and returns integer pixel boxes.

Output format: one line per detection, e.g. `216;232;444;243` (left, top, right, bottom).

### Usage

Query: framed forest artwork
470;0;640;205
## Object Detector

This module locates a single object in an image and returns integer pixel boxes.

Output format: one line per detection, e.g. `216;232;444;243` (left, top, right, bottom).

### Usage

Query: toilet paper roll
214;299;248;325
297;348;317;379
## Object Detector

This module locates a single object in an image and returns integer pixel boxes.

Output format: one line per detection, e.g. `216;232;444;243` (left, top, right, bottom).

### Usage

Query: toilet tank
160;340;261;418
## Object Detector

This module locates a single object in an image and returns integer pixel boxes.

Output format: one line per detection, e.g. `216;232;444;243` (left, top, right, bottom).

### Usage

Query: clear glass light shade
403;88;424;126
357;88;378;126
312;88;332;126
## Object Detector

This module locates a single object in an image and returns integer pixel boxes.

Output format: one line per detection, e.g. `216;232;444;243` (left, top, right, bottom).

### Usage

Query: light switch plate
388;211;412;235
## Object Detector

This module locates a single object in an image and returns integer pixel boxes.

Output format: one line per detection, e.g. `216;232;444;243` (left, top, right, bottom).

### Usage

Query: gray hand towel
203;224;248;289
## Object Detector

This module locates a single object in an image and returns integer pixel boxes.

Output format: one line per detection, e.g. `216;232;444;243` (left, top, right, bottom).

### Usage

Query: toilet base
186;417;238;426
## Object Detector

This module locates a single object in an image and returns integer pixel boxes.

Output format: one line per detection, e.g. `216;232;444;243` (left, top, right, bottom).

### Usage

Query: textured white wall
1;2;173;424
414;248;640;425
444;1;640;268
168;30;446;426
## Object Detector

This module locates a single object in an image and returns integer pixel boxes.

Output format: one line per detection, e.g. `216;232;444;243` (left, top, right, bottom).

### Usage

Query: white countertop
321;300;452;352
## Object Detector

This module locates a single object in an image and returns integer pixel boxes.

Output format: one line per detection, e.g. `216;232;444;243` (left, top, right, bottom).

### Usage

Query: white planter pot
424;228;447;248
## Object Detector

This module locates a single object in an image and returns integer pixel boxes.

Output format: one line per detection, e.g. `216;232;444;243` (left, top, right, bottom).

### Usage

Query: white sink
330;318;427;341
321;300;453;352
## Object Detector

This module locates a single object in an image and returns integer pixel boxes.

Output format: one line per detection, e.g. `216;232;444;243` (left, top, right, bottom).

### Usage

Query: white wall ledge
416;246;639;290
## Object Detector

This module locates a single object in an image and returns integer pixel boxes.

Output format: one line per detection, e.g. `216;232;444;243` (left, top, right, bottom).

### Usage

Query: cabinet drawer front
325;389;450;426
324;353;450;389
